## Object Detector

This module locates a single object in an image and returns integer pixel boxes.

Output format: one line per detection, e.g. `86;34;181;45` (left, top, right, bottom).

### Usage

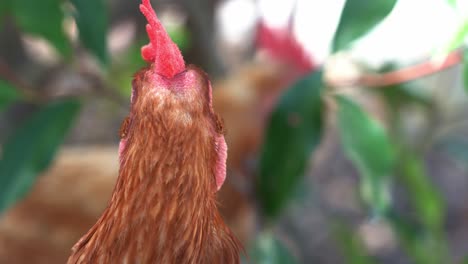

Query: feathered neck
67;82;241;264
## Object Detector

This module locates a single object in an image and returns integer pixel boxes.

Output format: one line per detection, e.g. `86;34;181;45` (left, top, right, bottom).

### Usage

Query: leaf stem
0;59;40;101
329;49;464;88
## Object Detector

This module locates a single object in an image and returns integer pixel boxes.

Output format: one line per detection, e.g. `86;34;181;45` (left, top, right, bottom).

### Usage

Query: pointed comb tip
139;0;185;78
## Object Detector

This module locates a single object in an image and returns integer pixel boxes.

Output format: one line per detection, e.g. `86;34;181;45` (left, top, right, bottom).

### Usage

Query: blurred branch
328;49;463;88
0;57;128;108
79;70;129;108
0;59;40;101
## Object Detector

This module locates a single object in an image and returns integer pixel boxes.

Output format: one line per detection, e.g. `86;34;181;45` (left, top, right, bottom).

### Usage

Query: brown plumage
67;1;241;263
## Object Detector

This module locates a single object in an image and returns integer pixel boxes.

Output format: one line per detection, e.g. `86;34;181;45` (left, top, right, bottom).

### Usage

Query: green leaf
450;19;468;51
0;0;11;28
333;0;397;52
389;212;449;264
462;256;468;264
464;49;468;94
377;64;432;119
388;213;434;264
336;96;395;215
398;153;444;231
258;71;324;219
70;0;108;64
250;231;298;264
0;99;81;213
379;83;432;110
0;80;20;111
12;0;71;57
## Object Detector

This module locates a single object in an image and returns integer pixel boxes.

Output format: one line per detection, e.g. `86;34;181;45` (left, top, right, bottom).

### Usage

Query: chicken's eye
119;116;131;139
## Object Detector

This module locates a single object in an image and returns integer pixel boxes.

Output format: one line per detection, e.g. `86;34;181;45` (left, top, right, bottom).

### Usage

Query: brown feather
68;66;241;263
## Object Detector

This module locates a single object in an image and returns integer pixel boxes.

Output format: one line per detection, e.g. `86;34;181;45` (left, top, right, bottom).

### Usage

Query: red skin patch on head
215;135;227;191
140;0;185;78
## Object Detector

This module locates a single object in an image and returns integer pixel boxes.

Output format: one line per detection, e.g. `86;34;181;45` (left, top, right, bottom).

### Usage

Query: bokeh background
1;0;468;263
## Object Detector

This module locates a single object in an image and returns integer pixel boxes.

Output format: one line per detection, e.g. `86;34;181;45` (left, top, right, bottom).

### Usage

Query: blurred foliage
442;0;468;93
389;150;449;263
397;152;444;231
256;0;466;262
439;137;468;167
258;70;323;219
0;80;20;111
1;0;109;61
249;231;299;264
11;0;71;58
379;82;432;111
389;212;448;264
334;224;378;264
447;0;457;6
108;41;146;97
336;96;395;216
167;24;191;53
0;1;9;28
0;0;106;215
70;0;108;64
442;19;468;55
332;0;397;52
463;256;468;264
0;99;81;213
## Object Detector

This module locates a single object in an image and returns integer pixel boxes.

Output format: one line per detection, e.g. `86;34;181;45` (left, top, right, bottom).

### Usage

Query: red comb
140;0;185;78
257;22;314;74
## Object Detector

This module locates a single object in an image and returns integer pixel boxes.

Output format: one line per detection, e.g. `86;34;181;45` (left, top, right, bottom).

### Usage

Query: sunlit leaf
0;99;81;213
450;19;468;51
398;153;444;231
336;96;395;215
70;0;108;64
12;0;71;57
250;231;298;264
0;80;20;111
258;71;324;219
333;0;397;52
437;18;468;57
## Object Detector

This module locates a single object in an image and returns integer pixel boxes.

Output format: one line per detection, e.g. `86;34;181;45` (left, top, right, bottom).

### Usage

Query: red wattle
140;0;185;78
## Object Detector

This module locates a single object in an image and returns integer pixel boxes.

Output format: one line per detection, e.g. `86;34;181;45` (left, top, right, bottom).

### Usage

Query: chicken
67;0;242;263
